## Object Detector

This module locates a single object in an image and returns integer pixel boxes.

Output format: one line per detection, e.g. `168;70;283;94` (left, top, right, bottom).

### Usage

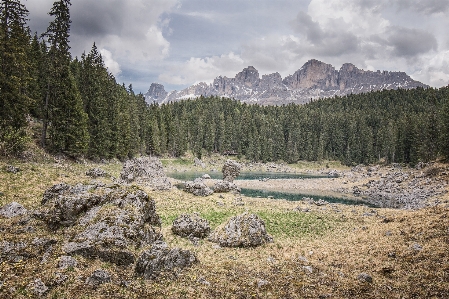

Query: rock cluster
212;180;240;193
85;168;107;178
20;182;195;279
85;269;111;287
120;157;171;190
0;202;28;218
184;160;241;196
5;165;20;173
346;165;448;209
194;157;206;168
172;213;211;238
135;241;197;279
185;178;214;196
203;159;241;194
209;213;273;247
222;159;241;182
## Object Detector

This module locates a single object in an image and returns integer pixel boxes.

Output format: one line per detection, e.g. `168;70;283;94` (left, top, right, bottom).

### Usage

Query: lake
240;188;377;207
168;171;376;207
167;171;328;181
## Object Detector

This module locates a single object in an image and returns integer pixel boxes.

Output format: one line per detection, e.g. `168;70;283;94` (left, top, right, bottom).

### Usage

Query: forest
1;0;449;165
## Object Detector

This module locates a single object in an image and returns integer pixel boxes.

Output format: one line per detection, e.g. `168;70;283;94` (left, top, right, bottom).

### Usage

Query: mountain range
145;59;428;105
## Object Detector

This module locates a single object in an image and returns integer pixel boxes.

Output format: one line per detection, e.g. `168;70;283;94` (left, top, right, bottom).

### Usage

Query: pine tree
42;0;89;155
0;0;31;155
78;43;112;158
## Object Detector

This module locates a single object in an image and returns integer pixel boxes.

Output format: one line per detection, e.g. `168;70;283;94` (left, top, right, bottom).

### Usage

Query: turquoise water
167;171;327;181
169;171;376;207
240;188;377;207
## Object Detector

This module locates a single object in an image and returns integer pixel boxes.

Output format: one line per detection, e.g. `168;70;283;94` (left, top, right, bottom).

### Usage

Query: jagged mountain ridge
145;59;428;105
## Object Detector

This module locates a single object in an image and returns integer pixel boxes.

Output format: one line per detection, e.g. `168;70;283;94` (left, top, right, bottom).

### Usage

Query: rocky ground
235;162;449;209
169;154;449;210
0;156;448;298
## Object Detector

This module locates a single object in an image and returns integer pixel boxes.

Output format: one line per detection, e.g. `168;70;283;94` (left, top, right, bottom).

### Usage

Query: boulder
172;213;210;238
135;241;197;279
0;202;27;218
57;255;77;269
39;183;109;227
194;157;206;168
39;183;162;266
357;273;373;283
185;178;213;197
85;269;111;286
120;157;171;190
222;160;241;182
212;180;240;193
61;187;162;266
28;278;48;297
85;168;107;178
209;213;273;247
5;165;20;173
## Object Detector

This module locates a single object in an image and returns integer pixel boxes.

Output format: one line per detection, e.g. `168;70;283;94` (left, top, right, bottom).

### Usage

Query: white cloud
159;52;245;85
235;0;449;87
412;50;449;87
26;0;449;91
100;49;121;76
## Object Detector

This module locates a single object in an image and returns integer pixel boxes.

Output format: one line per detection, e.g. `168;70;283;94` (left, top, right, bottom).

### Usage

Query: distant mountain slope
145;59;428;105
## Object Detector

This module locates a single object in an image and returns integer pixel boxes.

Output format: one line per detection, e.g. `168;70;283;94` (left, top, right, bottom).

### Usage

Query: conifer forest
1;0;449;165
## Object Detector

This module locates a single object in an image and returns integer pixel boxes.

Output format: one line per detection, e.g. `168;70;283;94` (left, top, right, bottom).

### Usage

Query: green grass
160;158;192;167
258;211;336;238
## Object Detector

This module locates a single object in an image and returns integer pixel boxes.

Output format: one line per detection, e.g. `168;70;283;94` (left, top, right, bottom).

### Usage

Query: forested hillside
1;0;448;165
147;87;449;165
0;0;147;159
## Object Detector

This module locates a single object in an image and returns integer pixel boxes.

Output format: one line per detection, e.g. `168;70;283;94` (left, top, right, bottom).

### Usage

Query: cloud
26;0;449;91
396;0;449;15
412;50;449;87
100;49;121;76
386;27;438;57
159;52;245;85
27;0;178;63
291;11;324;44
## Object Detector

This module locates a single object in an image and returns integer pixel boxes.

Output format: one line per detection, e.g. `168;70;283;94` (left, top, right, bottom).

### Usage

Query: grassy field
0;158;448;298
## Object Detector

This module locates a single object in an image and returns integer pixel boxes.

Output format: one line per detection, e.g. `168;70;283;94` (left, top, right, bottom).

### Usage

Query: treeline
148;87;449;165
1;0;449;165
0;0;148;159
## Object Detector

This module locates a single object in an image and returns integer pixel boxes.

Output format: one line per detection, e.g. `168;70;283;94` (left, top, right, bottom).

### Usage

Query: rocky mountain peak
146;83;168;102
340;63;357;72
283;59;338;90
235;66;260;88
145;60;429;105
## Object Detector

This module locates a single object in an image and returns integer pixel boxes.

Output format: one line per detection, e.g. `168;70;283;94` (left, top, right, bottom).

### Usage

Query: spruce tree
0;0;31;155
42;0;89;155
79;43;112;158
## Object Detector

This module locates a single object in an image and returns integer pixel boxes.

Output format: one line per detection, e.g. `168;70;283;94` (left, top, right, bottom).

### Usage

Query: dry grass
0;158;448;298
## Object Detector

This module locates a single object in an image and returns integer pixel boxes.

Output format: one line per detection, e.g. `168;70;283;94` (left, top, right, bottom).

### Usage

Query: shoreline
168;160;449;209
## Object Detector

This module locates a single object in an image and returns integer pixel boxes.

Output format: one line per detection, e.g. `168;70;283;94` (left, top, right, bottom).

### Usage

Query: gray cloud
387;27;438;57
70;1;125;37
24;0;449;92
290;11;359;57
291;11;324;44
396;0;449;15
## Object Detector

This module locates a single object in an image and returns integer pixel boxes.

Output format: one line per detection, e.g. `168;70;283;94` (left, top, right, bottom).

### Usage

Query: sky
26;0;449;94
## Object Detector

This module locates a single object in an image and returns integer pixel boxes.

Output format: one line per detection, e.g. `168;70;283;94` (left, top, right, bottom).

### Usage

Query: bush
0;126;29;157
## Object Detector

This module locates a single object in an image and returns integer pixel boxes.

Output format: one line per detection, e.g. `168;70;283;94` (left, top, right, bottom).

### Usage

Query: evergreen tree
0;0;31;155
42;0;89;155
78;43;111;158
